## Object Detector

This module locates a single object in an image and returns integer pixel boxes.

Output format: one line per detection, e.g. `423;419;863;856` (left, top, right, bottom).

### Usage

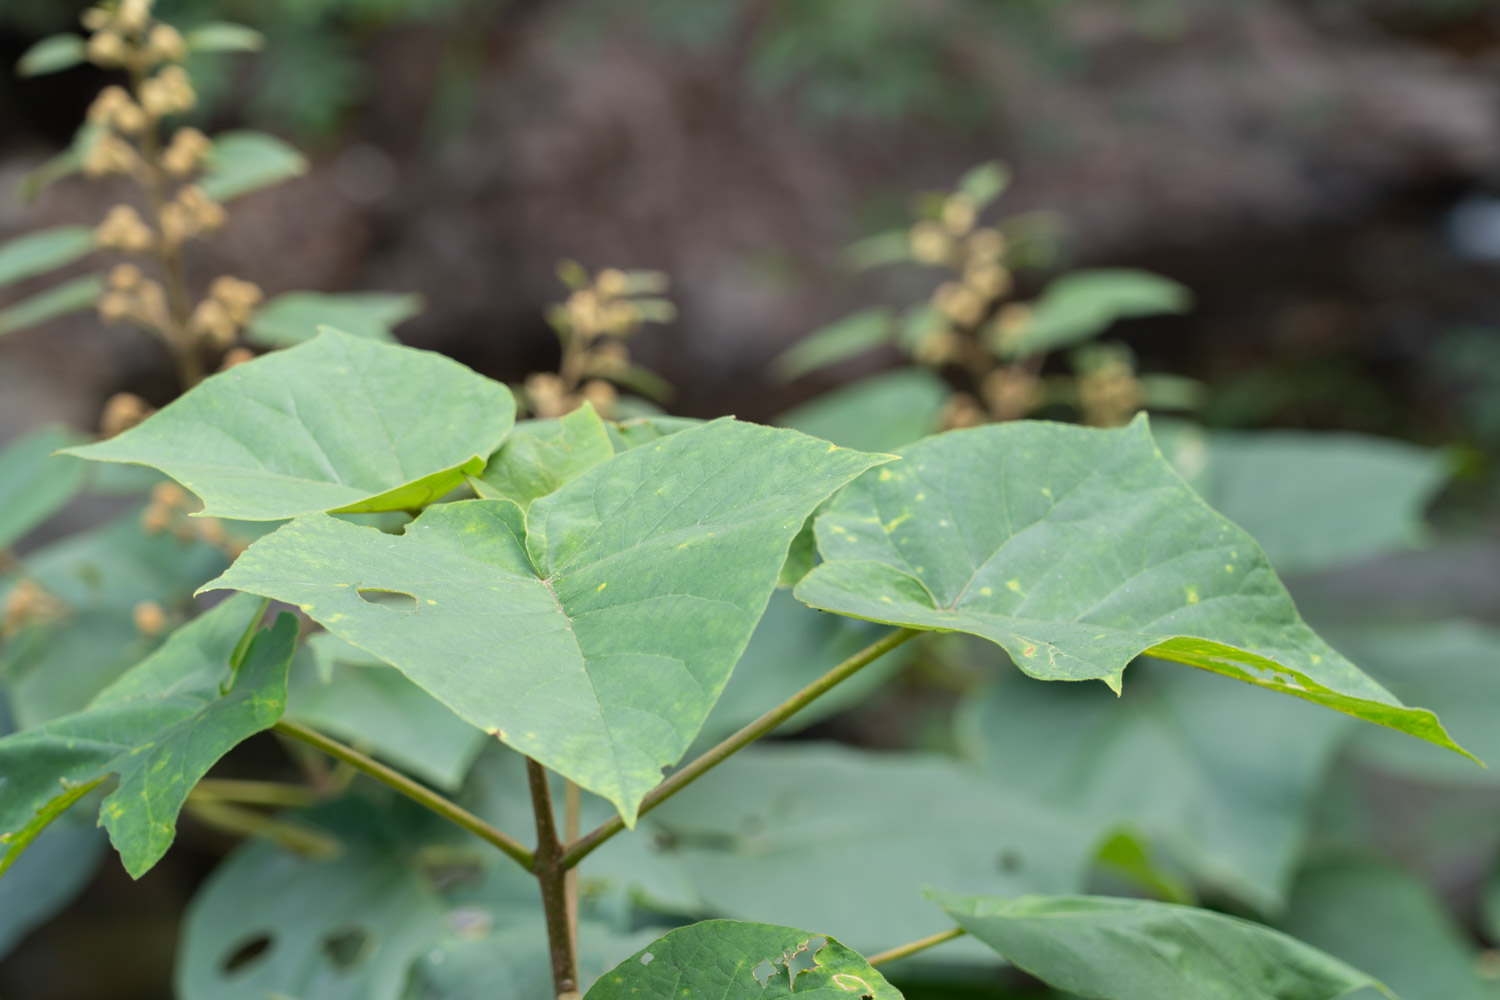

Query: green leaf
245;291;423;347
184;22;265;53
0;226;95;288
771;309;894;381
780;368;949;453
474;404;615;510
202;419;889;822
0;597;294;878
604;414;702;452
63;330;517;521
1280;860;1496;1000
957;161;1010;210
0;425;87;549
999;269;1191;358
586;920;902;1000
641;744;1105;954
931;890;1391;1000
958;659;1350;911
15;124;103;204
199;130;308;202
1158;425;1449;574
0;274;103;337
795;416;1472;758
16;35;87;77
1333;623;1500;786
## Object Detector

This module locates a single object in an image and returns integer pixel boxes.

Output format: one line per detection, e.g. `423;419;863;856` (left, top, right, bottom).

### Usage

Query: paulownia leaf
0;596;294;878
603;415;702;452
997;269;1191;359
586;920;902;1000
771;309;894;382
0;274;104;337
0;425;87;549
201;419;889;822
199;130;309;202
780;368;950;454
795;416;1472;758
0;226;95;288
245;291;423;347
930;890;1392;1000
63;330;516;520
474;404;614;510
958;660;1349;912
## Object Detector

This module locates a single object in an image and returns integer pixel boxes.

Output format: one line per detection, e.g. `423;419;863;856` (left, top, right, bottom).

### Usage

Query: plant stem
272;720;534;870
564;779;580;963
561;626;919;869
183;797;339;857
528;758;580;999
190;778;319;808
866;927;966;967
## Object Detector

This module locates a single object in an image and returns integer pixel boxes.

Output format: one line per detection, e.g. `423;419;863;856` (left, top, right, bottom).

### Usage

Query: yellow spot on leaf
980;587;993;596
1006;580;1022;593
1185;586;1199;604
597;582;608;592
878;469;893;481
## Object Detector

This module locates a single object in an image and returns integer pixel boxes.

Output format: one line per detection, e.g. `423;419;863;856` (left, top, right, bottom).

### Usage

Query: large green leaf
0;596;294;878
202;419;888;822
1280;860;1496;1000
930;890;1391;1000
0;226;95;288
795;416;1470;757
63;330;516;521
245;291;423;347
999;269;1191;358
780;368;950;453
640;744;1106;954
0;274;103;337
474;404;615;510
586;920;902;1000
0;425;87;549
1158;425;1449;574
199;130;309;202
959;659;1349;912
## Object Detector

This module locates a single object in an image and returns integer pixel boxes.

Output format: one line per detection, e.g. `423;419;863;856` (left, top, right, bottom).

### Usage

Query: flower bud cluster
140;481;247;558
159;186;226;247
83;1;185;71
99;390;155;436
1;579;69;638
98;263;170;332
190;276;263;348
162;128;212;178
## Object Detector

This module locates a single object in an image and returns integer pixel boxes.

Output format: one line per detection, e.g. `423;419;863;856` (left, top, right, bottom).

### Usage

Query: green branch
561;626;919;868
272;719;534;871
866;926;966;967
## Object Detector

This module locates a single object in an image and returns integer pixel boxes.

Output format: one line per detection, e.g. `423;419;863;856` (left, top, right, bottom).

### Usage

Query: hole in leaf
751;958;777;987
788;937;825;978
997;848;1023;873
320;925;372;972
356;588;418;613
220;934;272;975
639;952;654;965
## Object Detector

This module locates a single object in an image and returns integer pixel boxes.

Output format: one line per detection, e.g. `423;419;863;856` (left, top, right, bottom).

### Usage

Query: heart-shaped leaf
929;890;1392;1000
795;416;1472;758
63;330;516;521
201;419;889;822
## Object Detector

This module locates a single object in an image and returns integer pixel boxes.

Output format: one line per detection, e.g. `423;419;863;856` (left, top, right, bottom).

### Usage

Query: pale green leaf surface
63;330;516;520
641;744;1106;954
1158;425;1449;574
795;417;1470;757
0;226;95;288
1001;269;1191;358
245;291;422;347
931;890;1390;1000
202;419;888;821
586;920;902;1000
771;309;894;381
0;274;103;337
604;415;702;452
0;425;87;549
199;130;308;202
958;659;1349;911
475;404;614;509
184;22;265;53
0;597;293;878
780;368;949;453
16;35;86;77
1280;860;1495;1000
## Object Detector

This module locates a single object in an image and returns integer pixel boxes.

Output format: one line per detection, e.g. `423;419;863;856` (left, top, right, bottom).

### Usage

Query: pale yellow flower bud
934;281;986;328
939;392;987;431
981;367;1041;422
132;600;167;636
941;193;977;237
117;0;153;35
86;30;127;67
913;326;962;366
150;481;188;508
963;261;1012;300
135;280;169;329
525;373;567;418
218;347;256;371
595;268;628;299
95;204;153;251
161;127;210;177
108;264;142;291
81;7;112;31
909;221;952;266
967;227;1006;261
83;134;139;178
147;24;186;63
179;185;224;231
159;201;193;246
989;303;1032;354
191;298;236;348
580;379;618;417
101;391;152;436
98;290;133;323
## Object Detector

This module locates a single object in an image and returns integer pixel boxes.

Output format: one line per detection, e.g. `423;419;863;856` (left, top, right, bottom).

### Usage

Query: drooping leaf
930;890;1392;1000
958;658;1349;911
795;416;1472;758
1158;424;1450;574
998;269;1191;358
63;330;516;521
199;130;309;202
586;920;902;1000
771;309;894;382
16;35;87;77
779;368;949;453
474;404;614;510
1280;860;1496;1000
0;226;95;288
641;744;1106;954
0;425;87;549
0;597;294;878
245;291;423;347
202;419;889;821
0;274;103;337
185;22;265;53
